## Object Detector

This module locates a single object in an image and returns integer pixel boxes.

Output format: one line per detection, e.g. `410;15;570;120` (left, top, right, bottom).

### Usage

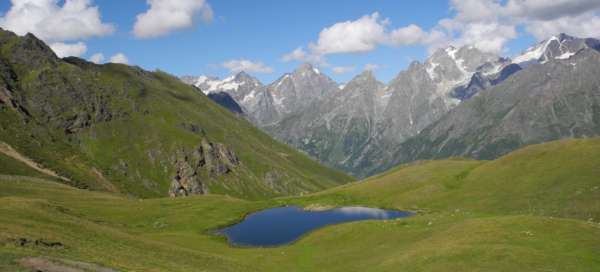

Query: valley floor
1;138;600;271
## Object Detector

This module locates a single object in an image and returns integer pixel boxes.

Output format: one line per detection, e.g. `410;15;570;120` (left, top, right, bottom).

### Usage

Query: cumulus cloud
282;47;308;62
331;66;355;74
282;12;443;63
49;42;87;58
134;0;213;39
502;0;600;21
437;20;517;53
281;47;328;66
0;0;114;42
310;13;389;55
286;1;600;59
0;0;113;60
89;53;105;64
109;53;129;64
440;0;600;52
222;59;273;74
390;24;438;45
524;14;600;40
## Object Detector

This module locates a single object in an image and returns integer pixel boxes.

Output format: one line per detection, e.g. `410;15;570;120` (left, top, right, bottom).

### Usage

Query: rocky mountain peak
347;70;380;88
513;33;600;65
0;29;58;68
233;71;255;82
294;62;322;77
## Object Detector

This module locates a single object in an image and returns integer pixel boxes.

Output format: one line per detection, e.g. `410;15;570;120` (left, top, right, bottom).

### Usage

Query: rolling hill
0;138;599;271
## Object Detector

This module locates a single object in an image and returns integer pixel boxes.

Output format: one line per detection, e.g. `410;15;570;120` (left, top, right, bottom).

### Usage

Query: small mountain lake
217;206;413;247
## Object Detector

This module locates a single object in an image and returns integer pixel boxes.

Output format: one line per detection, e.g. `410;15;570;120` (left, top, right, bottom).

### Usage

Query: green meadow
1;138;599;271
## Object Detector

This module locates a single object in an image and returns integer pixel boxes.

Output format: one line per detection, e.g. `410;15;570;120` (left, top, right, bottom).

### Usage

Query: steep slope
0;28;351;199
181;36;597;179
1;138;599;271
266;70;389;175
266;63;339;117
513;33;600;66
206;92;244;115
348;46;506;176
182;48;507;178
183;72;282;125
375;36;600;173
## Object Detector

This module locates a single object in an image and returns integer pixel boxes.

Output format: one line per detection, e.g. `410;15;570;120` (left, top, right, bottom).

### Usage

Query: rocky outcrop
169;139;241;197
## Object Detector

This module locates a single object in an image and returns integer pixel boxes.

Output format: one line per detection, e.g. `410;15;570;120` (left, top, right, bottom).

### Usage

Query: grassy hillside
1;138;599;271
0;29;351;199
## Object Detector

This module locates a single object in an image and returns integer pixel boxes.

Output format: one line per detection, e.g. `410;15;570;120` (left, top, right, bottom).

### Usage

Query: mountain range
183;33;600;177
1;23;600;272
0;28;351;199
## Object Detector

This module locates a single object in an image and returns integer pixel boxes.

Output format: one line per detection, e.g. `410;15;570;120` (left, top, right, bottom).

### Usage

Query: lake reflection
217;206;413;247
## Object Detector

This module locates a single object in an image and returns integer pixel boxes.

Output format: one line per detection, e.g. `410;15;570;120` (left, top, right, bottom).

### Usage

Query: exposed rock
169;138;241;197
170;157;207;197
377;46;600;172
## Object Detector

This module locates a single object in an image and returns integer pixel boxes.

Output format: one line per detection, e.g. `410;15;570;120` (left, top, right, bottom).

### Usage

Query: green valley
1;138;599;271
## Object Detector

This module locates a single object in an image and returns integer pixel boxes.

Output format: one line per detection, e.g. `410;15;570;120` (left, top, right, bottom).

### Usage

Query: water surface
218;206;413;247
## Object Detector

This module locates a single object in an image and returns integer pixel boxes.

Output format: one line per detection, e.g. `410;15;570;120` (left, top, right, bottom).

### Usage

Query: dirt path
0;142;71;182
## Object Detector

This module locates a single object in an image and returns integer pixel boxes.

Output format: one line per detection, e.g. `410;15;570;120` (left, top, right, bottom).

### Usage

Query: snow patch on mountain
513;38;555;64
512;34;597;65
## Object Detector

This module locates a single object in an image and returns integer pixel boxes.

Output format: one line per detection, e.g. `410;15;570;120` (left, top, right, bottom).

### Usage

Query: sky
1;0;600;84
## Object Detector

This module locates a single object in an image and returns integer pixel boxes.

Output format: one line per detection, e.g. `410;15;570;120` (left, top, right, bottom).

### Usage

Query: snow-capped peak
445;46;458;60
512;33;598;65
512;37;555;65
190;72;263;94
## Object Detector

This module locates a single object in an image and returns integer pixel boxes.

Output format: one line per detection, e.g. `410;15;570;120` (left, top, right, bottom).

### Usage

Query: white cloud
89;53;105;64
0;0;114;61
0;0;114;42
449;0;503;23
287;1;600;60
222;59;273;74
109;53;129;64
503;0;600;21
281;47;328;66
282;47;308;62
525;14;600;40
49;42;87;58
331;66;355;74
364;64;379;71
283;12;442;63
390;24;433;45
436;20;517;53
442;0;600;51
310;13;389;55
133;0;213;39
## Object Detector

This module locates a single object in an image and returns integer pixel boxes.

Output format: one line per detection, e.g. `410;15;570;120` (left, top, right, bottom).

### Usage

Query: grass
1;138;600;271
0;29;352;199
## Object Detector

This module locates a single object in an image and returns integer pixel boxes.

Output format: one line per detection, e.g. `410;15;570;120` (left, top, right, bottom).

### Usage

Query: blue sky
2;1;599;84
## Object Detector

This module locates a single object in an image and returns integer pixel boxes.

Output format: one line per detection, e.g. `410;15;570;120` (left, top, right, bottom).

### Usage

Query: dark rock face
207;91;244;115
451;63;523;100
169;138;241;197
